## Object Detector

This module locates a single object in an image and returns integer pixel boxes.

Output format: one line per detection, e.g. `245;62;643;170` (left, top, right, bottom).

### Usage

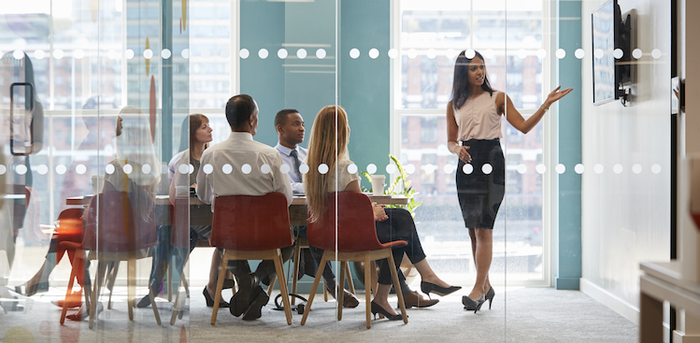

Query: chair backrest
210;192;293;251
83;191;156;252
307;192;388;252
55;208;85;242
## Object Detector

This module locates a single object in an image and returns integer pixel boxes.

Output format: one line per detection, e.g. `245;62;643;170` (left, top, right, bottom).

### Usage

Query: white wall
580;0;671;322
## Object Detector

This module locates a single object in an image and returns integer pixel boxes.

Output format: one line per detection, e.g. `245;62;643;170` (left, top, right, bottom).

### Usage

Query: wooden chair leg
210;251;228;325
106;262;119;310
273;249;292;325
338;261;347;321
291;243;301;305
170;276;185;325
60;252;81;325
89;261;107;329
345;263;356;295
127;259;135;321
387;252;408;324
301;252;328;326
365;255;372;329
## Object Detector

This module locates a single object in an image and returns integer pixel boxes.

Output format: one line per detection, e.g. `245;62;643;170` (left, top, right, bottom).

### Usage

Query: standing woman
446;50;572;312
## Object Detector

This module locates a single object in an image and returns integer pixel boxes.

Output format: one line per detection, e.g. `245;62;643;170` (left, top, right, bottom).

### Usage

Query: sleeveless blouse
454;91;502;141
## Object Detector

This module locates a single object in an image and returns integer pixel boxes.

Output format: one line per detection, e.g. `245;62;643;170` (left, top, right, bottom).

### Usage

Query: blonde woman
305;105;459;320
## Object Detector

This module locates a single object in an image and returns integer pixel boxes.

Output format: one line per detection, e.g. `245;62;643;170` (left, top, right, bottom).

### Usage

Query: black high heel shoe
485;287;495;310
462;295;486;313
420;281;461;298
370;301;403;321
203;288;229;308
18;281;49;297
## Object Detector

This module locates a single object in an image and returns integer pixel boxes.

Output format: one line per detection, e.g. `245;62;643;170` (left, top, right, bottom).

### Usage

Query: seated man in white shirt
196;94;294;321
273;109;359;308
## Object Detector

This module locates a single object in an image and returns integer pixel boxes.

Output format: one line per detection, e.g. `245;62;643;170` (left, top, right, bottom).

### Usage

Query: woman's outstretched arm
502;86;573;134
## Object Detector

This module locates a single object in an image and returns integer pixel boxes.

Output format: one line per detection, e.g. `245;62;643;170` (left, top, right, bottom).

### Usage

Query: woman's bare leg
468;228;492;300
412;259;451;288
373;283;399;316
206;250;223;297
468;228;491;295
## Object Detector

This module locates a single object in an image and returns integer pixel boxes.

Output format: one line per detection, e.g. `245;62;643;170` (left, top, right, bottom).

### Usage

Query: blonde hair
305;105;349;223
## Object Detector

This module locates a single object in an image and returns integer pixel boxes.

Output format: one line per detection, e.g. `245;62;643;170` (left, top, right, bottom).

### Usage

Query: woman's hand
372;202;389;222
544;86;574;108
456;145;472;164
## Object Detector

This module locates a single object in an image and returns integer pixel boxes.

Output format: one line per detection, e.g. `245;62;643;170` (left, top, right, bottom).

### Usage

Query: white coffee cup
371;175;386;196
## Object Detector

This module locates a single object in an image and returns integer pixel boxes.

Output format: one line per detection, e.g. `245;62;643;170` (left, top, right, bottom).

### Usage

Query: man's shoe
403;290;439;309
242;286;269;321
341;290;360;308
229;275;258;317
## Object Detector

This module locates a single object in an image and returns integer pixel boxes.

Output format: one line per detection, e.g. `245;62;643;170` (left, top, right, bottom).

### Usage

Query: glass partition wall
0;0;673;341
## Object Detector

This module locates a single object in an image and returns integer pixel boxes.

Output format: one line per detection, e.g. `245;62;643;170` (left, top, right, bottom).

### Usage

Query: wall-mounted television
592;0;633;105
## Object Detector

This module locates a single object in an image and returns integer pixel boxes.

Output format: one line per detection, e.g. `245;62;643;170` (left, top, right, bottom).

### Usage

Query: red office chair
209;192;294;325
60;191;160;328
300;192;408;329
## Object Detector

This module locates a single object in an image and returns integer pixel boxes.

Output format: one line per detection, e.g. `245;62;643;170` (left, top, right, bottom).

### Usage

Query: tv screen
592;0;616;105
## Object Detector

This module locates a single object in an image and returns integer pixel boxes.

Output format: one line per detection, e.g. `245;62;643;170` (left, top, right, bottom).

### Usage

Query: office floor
0;286;638;342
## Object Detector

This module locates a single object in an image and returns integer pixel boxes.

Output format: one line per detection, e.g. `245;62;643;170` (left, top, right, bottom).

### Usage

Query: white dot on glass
242;164;252;174
0;165;6;175
261;164;271;174
106;164;115;175
369;48;380;59
143;49;153;60
201;49;211;58
123;164;133;175
181;48;190;59
613;48;624;59
258;49;269;59
556;49;566;59
444;164;454;174
277;48;288;59
536;164;547;174
56;165;67;175
178;164;189;174
446;49;457;59
239;48;249;59
594;164;604;174
652;49;662;59
462;164;474;175
142;164;152;174
296;48;307;59
125;49;134;59
388;49;398;59
318;163;329;174
575;164;585;174
537;49;546;59
188;164;195;174
556;164;566;174
37;165;48;175
349;48;360;59
632;164;642;174
517;164;527;174
54;49;64;59
482;163;493;175
348;164;358;174
161;49;171;59
386;164;397;174
465;49;476;59
76;164;87;175
75;49;85;59
299;164;309;174
16;164;27;175
517;49;527;59
222;164;232;174
426;49;436;59
424;165;435;175
632;48;643;59
366;164;377;174
316;49;326;59
107;49;116;59
220;48;230;58
13;50;24;60
594;49;604;59
404;164;415;174
34;50;45;60
483;49;495;59
652;164;661;174
407;49;418;59
203;164;214;174
613;164;623;174
280;164;290;174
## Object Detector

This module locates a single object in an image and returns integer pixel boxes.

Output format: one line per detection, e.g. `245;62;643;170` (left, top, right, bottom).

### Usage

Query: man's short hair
274;109;299;129
225;94;257;129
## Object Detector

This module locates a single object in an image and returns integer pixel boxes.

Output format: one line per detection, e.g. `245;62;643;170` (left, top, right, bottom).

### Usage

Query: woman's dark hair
450;50;495;110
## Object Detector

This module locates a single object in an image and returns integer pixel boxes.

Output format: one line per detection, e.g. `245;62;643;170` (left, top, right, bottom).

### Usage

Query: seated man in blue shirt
274;109;359;308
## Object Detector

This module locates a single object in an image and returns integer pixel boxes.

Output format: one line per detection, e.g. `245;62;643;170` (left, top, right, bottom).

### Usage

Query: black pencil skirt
455;138;505;229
